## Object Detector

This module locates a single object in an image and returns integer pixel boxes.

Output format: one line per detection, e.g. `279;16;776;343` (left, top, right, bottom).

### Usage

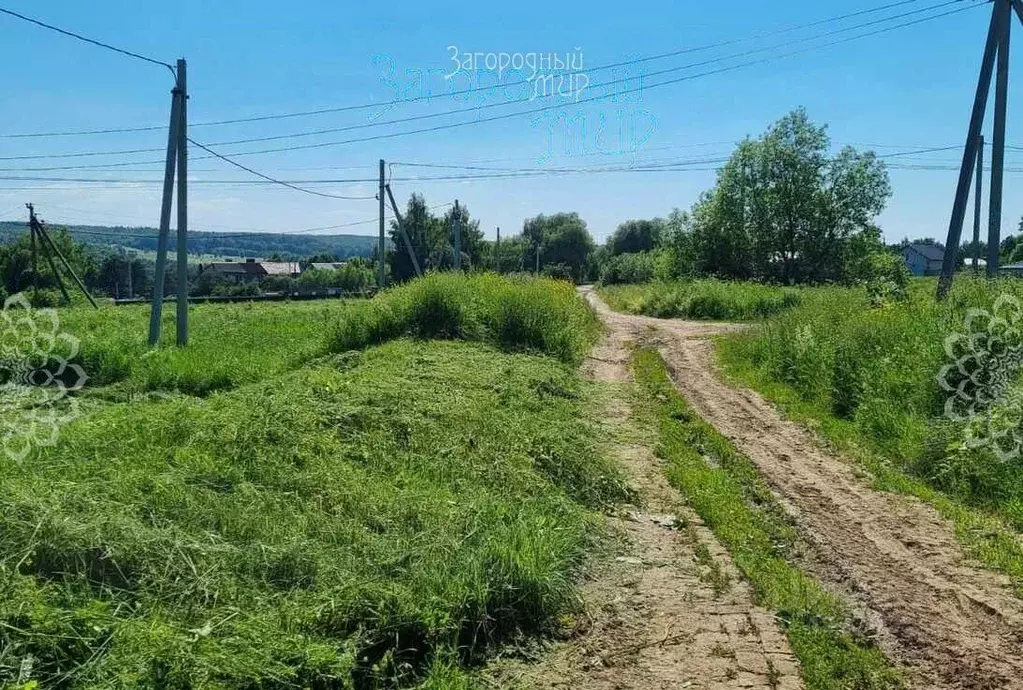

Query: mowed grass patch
632;348;903;690
59;299;349;396
0;338;629;689
598;279;801;321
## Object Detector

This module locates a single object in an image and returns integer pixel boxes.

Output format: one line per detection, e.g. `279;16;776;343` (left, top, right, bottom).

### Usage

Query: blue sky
0;0;1018;245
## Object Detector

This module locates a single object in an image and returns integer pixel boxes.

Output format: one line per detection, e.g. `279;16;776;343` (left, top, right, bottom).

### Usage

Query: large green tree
691;109;891;283
607;219;664;256
522;212;596;281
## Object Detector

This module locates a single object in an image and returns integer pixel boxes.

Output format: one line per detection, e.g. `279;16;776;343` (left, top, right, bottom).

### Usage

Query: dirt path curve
489;296;802;689
579;286;1023;690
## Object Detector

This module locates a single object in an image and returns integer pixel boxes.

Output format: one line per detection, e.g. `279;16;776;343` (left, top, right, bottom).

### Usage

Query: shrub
599;279;801;321
599;252;655;285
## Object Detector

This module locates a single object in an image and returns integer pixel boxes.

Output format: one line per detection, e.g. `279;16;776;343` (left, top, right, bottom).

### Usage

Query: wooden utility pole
938;0;1017;297
378;159;386;289
453;199;461;270
973;135;984;273
149;59;188;345
495;226;501;273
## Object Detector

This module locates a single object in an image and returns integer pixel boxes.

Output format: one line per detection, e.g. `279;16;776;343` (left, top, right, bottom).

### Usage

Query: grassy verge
717;340;1023;596
598;279;801;321
715;276;1023;594
0;274;627;688
632;348;903;690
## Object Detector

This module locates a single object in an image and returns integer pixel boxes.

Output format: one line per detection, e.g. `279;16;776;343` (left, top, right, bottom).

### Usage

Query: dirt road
489;294;802;689
580;286;1023;690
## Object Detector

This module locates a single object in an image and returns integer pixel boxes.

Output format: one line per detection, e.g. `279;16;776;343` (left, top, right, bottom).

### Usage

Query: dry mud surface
579;286;1023;690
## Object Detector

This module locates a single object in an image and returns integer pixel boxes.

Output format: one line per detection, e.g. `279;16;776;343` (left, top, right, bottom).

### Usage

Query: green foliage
598;252;656;285
0;221;379;262
330;273;601;365
632;349;903;689
607;219;664;256
599;279;801;321
687;109;891;284
387;195;485;282
522;212;596;282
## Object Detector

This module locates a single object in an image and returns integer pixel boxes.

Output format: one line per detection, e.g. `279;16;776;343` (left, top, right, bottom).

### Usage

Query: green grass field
597;280;802;321
0;274;627;688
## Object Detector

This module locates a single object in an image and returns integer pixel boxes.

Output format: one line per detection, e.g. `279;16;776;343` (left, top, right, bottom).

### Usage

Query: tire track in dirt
580;286;1023;690
488;300;802;689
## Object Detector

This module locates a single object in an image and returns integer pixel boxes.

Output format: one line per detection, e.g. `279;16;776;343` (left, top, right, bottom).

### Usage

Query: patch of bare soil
580;286;1023;690
488;303;802;689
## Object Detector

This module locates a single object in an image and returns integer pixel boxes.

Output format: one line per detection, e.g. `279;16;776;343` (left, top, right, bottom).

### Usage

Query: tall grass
330;273;601;365
49;273;598;397
598;279;801;321
58;299;347;396
718;277;1023;527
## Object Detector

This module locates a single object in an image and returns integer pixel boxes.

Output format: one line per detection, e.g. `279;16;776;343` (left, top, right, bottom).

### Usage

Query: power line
0;6;174;71
185;138;378;199
191;2;984;160
197;0;977;150
0;0;951;139
1;0;977;162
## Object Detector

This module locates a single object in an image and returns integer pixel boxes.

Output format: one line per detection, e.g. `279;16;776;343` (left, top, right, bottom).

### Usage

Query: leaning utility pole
378;159;386;290
149;58;189;346
973;135;984;273
25;204;97;308
938;0;1019;297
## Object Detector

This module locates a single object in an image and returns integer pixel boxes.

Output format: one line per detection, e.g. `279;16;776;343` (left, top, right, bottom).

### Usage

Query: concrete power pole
989;12;1011;278
176;59;189;345
149;60;187;346
453;199;461;270
378;159;386;290
973;135;984;274
938;0;1016;297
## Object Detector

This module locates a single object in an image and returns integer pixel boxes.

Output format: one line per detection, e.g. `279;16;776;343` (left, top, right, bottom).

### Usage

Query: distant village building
902;243;945;276
200;258;301;282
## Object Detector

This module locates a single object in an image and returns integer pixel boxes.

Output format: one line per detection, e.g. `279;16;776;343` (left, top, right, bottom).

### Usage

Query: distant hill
0;222;383;261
